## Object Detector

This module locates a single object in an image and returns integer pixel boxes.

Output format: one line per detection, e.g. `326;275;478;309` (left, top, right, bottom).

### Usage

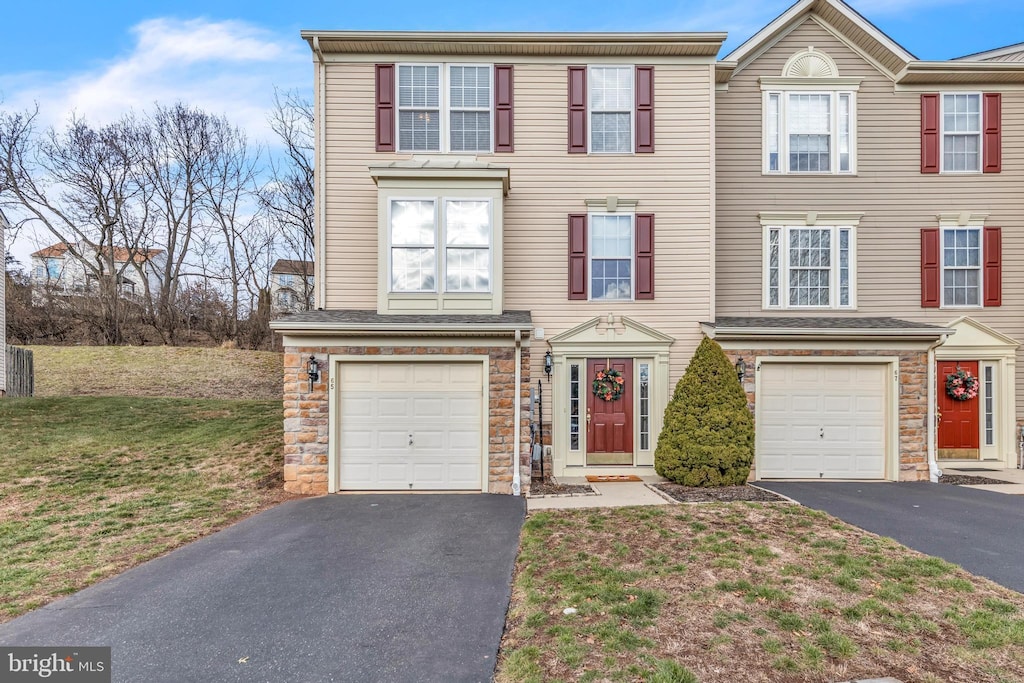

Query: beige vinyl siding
320;59;715;411
716;17;1024;413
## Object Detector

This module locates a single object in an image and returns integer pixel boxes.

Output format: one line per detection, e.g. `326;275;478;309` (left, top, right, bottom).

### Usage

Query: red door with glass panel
937;360;980;459
586;359;633;465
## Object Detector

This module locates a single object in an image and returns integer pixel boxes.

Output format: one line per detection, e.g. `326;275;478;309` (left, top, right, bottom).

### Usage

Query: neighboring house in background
270;259;315;314
272;0;1024;496
1;209;7;395
30;242;165;298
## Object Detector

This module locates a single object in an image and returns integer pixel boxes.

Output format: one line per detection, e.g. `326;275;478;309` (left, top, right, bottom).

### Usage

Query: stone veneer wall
282;344;532;495
723;349;930;482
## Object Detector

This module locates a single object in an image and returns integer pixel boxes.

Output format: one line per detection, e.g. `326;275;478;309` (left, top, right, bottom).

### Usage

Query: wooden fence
5;346;34;397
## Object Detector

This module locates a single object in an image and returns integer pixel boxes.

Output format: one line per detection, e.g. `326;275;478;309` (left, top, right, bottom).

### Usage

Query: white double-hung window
941;93;981;173
590;213;634;300
765;225;855;309
942;227;981;306
765;91;855;174
397;64;492;153
389;198;492;293
589;66;633;153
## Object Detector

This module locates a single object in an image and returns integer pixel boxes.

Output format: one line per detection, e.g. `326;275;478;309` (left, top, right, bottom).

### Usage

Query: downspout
312;37;327;310
927;334;948;482
512;330;522;496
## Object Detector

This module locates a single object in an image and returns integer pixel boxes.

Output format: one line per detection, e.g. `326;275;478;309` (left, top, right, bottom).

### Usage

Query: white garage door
338;362;484;491
758;363;887;480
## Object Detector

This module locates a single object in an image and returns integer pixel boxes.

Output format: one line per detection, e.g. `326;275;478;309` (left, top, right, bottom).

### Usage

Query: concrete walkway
527;478;671;510
949;466;1024;495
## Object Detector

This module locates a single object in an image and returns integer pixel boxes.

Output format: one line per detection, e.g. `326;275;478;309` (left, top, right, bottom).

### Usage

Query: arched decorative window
761;47;861;175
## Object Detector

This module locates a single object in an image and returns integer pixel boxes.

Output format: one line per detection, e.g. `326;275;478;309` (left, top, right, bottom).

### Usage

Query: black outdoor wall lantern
307;355;320;392
544;351;553;380
735;356;747;382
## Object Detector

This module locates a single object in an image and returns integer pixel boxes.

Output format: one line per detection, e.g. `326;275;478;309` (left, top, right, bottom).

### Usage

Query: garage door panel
337;362;485;491
758;363;887;480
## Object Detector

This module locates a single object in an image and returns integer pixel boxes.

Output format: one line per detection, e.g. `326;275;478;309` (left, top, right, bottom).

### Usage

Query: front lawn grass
0;396;286;622
498;505;1024;683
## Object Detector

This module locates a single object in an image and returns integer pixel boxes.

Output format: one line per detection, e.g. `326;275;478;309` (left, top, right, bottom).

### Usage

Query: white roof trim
954;41;1024;62
722;0;914;75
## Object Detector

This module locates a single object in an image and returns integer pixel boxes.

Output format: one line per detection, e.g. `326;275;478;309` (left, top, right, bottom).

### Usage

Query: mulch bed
528;481;596;497
654;483;789;503
939;474;1014;486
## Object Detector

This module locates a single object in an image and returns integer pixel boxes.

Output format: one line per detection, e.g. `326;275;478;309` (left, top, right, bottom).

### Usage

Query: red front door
937;360;980;459
586;358;633;465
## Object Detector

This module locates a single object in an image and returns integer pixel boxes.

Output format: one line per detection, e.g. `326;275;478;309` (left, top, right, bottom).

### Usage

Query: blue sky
2;0;1022;263
3;0;1022;142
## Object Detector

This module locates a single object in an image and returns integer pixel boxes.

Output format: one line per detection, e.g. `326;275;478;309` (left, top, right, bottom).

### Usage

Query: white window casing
763;225;856;310
940;225;983;308
940;92;982;174
396;63;493;154
388;197;493;294
589;212;634;301
762;90;857;175
589;66;634;154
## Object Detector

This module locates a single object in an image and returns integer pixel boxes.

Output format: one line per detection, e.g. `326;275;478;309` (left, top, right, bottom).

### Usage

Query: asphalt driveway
757;481;1024;593
0;494;525;683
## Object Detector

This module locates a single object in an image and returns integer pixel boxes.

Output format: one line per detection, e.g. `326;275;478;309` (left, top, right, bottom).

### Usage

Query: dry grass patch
28;345;282;399
0;396;291;622
498;505;1024;683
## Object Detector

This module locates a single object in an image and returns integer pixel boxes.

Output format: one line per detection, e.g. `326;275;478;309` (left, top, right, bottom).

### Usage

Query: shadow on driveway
757;481;1024;593
0;494;526;683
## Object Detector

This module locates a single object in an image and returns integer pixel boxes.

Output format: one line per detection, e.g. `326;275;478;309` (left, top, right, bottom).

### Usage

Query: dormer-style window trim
762;47;858;176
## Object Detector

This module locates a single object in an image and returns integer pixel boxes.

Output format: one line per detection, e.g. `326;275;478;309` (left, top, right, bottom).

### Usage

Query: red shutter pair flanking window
920;227;1001;307
568;214;655;300
373;64;515;152
921;93;1001;173
567;66;655;154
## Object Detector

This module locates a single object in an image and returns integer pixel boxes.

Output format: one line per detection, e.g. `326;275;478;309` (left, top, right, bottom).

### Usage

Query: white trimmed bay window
765;225;855;309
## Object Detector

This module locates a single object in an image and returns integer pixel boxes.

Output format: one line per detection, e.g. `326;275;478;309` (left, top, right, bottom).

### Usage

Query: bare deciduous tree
0;107;144;344
261;89;315;310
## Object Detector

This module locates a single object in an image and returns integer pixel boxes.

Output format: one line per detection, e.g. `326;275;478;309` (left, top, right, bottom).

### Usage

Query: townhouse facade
272;0;1024;495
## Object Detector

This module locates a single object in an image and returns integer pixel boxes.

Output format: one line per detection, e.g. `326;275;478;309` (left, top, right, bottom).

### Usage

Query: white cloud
0;17;308;143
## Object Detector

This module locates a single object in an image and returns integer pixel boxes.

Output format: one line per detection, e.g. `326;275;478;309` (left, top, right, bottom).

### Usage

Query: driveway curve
756;481;1024;593
0;493;525;683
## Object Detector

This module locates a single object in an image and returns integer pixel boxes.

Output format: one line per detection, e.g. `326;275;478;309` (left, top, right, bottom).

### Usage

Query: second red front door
937;360;980;460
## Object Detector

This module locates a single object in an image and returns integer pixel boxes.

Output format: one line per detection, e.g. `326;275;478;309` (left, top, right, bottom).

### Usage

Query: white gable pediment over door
548;315;675;356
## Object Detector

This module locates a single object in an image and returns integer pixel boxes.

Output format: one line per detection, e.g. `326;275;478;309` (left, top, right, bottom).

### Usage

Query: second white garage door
758;363;887;480
337;361;484;491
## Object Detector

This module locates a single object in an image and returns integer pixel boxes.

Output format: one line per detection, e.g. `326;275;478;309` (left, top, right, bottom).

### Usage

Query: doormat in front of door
585;475;644;482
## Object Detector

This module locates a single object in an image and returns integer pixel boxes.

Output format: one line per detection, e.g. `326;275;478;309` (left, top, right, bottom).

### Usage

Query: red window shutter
375;64;395;152
984;227;1002;306
635;67;654;154
494;65;514;153
920;94;939;174
568;214;587;299
567;67;587;154
983;93;1002;173
635;213;654;299
921;228;940;307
